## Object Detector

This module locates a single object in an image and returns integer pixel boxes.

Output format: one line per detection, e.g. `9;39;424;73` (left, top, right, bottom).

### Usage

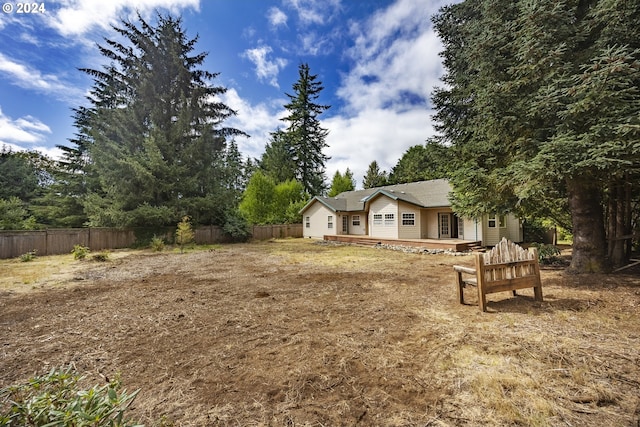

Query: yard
1;239;639;426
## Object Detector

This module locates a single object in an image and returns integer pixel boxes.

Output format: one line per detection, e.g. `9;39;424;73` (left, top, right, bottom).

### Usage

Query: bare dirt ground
1;239;639;426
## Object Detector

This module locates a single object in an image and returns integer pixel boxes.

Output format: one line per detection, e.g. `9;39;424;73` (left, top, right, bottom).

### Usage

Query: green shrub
91;250;110;262
150;235;165;252
0;365;141;427
175;216;194;253
18;250;37;262
222;209;251;242
530;243;561;265
72;244;90;260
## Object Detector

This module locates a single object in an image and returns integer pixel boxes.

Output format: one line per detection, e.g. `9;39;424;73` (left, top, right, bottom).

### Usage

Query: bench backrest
478;237;539;283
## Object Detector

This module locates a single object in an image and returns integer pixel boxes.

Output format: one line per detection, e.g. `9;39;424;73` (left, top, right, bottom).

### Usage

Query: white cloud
0;52;85;103
242;45;288;88
267;7;288;28
283;0;341;26
298;31;332;56
339;0;447;113
220;89;286;160
320;0;450;187
47;0;200;37
323;108;437;188
0;107;52;147
0;53;63;92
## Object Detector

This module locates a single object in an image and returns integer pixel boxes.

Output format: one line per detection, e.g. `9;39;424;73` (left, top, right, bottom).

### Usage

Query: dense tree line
2;5;638;273
0;14;331;233
431;0;640;272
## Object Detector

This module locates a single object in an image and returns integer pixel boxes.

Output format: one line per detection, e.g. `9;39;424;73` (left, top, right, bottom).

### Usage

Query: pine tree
260;129;297;183
280;63;330;196
0;147;41;202
69;12;246;227
175;215;194;253
388;140;451;185
362;161;388;189
432;0;640;272
327;169;355;197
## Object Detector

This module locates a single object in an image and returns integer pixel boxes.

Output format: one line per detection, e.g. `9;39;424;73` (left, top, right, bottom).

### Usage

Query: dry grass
1;239;639;426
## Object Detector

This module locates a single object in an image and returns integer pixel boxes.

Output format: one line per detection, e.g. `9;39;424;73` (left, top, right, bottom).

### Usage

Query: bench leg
455;271;465;304
534;285;543;302
477;285;487;312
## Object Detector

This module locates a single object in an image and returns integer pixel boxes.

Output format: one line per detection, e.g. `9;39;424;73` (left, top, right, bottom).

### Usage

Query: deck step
324;235;480;252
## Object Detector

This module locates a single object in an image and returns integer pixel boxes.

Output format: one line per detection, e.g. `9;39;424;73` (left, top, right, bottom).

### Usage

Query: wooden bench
454;237;543;312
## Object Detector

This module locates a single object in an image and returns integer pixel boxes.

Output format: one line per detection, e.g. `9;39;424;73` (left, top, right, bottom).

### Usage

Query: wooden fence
0;224;303;259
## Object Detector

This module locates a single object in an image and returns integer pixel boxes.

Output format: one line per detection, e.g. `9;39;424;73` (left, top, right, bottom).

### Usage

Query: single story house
299;179;523;247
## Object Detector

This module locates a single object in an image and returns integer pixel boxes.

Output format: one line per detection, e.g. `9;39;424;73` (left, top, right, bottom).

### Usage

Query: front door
342;215;349;234
439;213;450;238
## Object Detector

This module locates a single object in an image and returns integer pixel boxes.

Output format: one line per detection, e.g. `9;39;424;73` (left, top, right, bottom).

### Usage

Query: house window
373;214;383;225
488;214;506;228
402;213;415;226
305;216;310;228
352;215;361;226
327;216;333;229
384;213;395;226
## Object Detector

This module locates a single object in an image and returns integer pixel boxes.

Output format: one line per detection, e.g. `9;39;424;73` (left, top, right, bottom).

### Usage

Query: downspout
475;218;478;243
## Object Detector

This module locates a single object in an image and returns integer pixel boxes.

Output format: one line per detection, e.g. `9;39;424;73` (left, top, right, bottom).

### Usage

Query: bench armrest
453;265;476;275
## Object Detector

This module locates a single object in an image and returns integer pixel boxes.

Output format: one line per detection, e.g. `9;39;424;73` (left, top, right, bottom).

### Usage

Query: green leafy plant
0;365;141;427
72;244;90;260
175;216;195;253
18;250;37;262
150;235;165;252
91;250;110;262
530;243;562;265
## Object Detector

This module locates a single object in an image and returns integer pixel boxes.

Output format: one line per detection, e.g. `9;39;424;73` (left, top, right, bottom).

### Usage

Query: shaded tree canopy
328;169;355;197
388;139;452;184
260;129;297;184
362;161;388;189
0;146;50;203
239;171;306;225
432;0;640;272
70;12;247;227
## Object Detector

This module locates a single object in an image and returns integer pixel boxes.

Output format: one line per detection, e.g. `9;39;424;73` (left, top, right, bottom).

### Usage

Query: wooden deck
323;235;482;252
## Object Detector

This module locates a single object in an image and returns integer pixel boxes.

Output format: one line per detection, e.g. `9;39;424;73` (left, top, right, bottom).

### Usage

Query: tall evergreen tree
327;169;355;197
280;63;330;196
69;12;246;227
0;147;42;202
362;161;388;189
260;129;297;183
432;0;640;272
0;147;73;227
388;140;451;184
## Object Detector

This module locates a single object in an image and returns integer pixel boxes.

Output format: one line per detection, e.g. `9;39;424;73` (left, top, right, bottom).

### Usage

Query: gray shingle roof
301;179;453;213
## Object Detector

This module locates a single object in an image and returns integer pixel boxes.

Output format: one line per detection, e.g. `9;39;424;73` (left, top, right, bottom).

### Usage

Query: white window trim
327;215;333;229
352;215;361;226
401;212;415;226
384;213;395;226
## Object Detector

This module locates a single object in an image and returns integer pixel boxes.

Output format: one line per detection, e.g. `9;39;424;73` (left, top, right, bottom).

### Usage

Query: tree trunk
567;177;610;273
607;177;631;269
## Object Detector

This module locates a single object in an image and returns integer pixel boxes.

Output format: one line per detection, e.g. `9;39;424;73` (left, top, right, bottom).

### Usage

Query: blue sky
0;0;453;188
